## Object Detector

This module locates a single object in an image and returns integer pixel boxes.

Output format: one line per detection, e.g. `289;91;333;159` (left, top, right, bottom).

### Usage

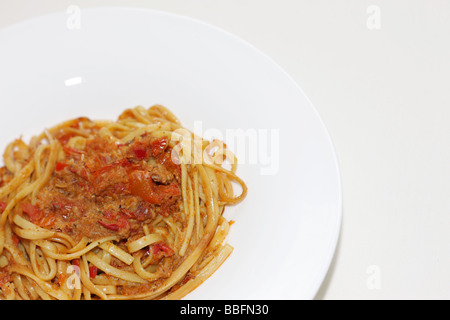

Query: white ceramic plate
0;7;341;300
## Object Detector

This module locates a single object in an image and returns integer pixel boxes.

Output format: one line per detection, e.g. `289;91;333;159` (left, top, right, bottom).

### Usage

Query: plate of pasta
0;7;342;300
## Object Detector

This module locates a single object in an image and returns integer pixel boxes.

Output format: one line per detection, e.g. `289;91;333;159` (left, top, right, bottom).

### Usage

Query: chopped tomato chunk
55;162;69;171
129;170;179;205
98;220;120;231
22;203;55;227
72;259;80;267
152;242;174;257
150;138;168;157
22;203;42;223
89;266;98;278
133;147;147;160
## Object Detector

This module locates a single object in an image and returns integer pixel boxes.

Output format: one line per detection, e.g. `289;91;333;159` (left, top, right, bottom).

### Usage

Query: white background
1;0;449;300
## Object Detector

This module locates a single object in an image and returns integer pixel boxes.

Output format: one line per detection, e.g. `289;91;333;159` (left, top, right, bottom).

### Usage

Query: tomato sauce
29;128;182;243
